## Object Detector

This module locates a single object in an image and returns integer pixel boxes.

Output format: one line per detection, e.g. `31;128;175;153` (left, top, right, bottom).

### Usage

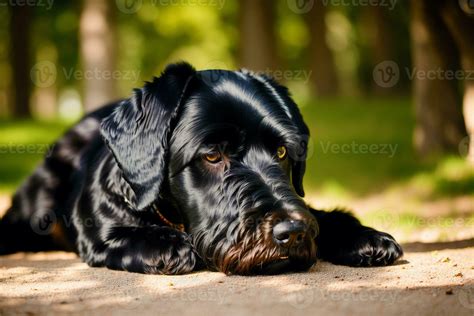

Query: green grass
300;97;441;197
0;120;70;193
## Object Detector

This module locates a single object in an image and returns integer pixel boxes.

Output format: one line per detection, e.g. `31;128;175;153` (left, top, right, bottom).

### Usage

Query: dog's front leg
100;226;203;274
309;208;403;267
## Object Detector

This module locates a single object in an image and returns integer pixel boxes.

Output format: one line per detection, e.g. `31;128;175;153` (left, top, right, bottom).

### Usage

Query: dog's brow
215;80;265;114
215;80;294;136
245;73;292;120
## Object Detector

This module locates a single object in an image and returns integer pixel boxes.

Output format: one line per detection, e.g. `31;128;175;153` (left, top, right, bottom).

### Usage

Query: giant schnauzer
0;62;403;275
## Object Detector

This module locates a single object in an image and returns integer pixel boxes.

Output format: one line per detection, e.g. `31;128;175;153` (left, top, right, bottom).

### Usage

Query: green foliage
410;157;474;198
116;1;238;94
301;97;433;196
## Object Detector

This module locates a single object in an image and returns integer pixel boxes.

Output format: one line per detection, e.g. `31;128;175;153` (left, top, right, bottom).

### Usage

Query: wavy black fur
0;62;403;275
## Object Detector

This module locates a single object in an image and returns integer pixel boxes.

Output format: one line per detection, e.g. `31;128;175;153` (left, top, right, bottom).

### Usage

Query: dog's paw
344;230;403;267
144;232;202;274
103;227;203;275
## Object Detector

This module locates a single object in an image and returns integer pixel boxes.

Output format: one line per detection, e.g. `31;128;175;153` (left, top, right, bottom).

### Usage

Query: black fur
0;62;403;275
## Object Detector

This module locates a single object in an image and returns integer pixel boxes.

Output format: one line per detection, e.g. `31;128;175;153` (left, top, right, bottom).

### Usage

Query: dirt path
1;193;473;315
0;243;473;316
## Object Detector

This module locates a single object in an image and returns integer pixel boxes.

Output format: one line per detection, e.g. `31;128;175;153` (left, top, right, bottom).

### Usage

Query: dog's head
101;62;318;275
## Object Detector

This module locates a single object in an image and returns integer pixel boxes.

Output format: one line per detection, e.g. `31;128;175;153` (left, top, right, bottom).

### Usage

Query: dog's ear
291;140;308;197
287;105;309;198
243;71;309;197
101;62;196;210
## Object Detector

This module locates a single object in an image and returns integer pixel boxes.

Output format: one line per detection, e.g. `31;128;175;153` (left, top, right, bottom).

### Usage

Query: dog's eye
204;150;222;163
277;146;287;160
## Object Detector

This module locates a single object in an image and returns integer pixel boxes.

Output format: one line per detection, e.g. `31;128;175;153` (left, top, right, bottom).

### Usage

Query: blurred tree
353;2;411;96
80;0;117;112
439;1;474;163
9;4;32;118
410;0;466;156
363;5;395;95
0;8;10;117
304;2;339;96
239;0;279;71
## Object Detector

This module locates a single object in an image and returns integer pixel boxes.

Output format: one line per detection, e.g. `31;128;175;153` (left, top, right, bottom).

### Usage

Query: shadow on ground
0;245;473;316
403;238;474;253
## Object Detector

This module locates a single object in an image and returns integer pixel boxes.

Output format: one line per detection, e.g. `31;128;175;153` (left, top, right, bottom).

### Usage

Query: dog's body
0;63;402;275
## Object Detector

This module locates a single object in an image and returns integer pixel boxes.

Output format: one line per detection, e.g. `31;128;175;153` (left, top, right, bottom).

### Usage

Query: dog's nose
273;220;306;247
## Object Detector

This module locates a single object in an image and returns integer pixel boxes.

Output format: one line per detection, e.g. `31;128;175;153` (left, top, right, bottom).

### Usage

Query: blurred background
0;0;473;244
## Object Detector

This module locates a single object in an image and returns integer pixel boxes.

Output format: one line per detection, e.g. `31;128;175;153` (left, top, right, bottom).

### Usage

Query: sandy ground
1;195;474;315
0;244;473;316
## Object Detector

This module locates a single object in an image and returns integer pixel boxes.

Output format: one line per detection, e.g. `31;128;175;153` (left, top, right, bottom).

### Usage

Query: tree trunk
79;0;117;112
304;1;339;96
410;0;466;156
363;4;397;95
439;1;474;163
239;0;279;72
9;4;32;118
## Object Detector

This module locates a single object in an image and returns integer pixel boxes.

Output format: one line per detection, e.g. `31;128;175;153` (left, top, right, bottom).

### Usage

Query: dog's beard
193;213;318;275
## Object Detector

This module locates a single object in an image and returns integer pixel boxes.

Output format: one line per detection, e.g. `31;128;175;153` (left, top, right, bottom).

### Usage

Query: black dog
0;62;402;275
